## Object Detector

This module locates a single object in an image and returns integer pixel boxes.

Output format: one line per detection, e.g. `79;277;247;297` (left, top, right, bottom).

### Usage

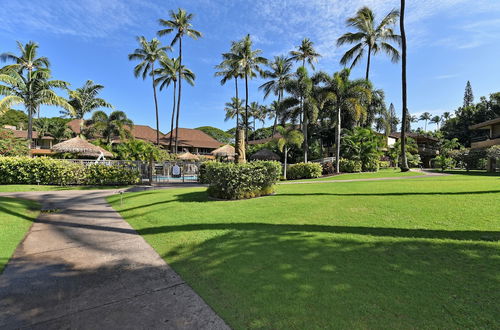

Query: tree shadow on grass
162;226;500;329
0;197;39;222
276;190;500;197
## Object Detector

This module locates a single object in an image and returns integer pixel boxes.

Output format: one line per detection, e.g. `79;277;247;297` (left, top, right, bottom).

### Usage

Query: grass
0;184;130;192
308;168;424;181
108;173;500;329
0;197;39;273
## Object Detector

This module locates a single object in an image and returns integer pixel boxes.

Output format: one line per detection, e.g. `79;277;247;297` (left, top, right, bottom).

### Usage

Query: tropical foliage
83;110;133;143
0;128;29;156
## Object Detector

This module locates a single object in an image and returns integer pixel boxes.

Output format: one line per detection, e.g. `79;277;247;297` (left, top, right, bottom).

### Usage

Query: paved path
0;189;229;330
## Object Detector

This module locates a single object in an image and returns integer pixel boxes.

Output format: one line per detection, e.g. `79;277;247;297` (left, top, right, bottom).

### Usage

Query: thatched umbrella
52;137;113;158
211;144;236;160
249;149;281;161
178;151;200;161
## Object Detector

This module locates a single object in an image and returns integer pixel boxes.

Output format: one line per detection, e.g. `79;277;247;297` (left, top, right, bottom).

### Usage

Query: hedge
0;157;140;186
202;161;281;200
286;162;322;180
339;158;362;173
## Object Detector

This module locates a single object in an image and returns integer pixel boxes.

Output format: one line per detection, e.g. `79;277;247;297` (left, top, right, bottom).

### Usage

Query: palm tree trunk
244;73;249;146
335;107;341;173
272;91;281;136
175;37;183;154
284;148;288;179
27;105;34;149
366;45;372;81
235;77;239;129
399;0;409;171
151;64;160;146
169;80;177;152
303;109;308;162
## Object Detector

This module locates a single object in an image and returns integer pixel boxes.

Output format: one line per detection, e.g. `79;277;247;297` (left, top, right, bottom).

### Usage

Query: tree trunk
235;77;240;130
284;148;288;180
244;73;249;146
27;106;34;149
175;37;183;154
399;0;409;172
272;91;281;137
365;45;372;81
335;106;341;174
169;80;176;152
151;63;160;146
303;108;308;162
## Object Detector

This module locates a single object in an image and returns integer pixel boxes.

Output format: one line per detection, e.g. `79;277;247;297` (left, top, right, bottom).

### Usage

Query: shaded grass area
0;197;39;273
0;185;130;192
108;173;500;329
309;168;424;181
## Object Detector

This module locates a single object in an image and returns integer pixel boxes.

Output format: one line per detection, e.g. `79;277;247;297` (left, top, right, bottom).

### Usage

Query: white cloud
434;74;459;80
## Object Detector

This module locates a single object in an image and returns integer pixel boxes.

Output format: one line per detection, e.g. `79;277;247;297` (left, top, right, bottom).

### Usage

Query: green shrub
0;157;139;186
286;162;322;180
322;161;334;175
363;159;379;172
203;161;281;200
339;158;362;173
379;160;391;169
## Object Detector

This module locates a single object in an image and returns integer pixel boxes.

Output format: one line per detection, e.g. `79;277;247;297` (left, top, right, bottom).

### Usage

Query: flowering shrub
202;161;281;200
286;162;322;180
84;164;140;185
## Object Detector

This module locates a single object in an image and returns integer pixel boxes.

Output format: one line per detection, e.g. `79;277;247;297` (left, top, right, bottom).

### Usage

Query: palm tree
48;120;73;143
154;55;195;152
430;115;441;130
419;112;432;131
277;127;304;179
224;97;244;123
248;101;264;133
34;117;51;138
441;111;451;124
259;55;293;135
158;8;202;152
399;0;409;171
337;6;401;80
84;110;133;144
314;69;372;173
63;80;113;119
0;68;73;146
128;36;169;145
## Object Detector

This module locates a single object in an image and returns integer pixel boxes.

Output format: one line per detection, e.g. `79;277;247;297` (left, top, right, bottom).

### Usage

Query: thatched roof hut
211;144;236;160
178;151;200;161
249;149;281;161
51;137;113;158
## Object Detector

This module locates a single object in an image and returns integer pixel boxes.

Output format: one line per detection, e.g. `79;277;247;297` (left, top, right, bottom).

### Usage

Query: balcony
471;135;500;149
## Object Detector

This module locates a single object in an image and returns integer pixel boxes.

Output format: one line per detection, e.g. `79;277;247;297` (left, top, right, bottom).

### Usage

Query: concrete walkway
0;189;229;329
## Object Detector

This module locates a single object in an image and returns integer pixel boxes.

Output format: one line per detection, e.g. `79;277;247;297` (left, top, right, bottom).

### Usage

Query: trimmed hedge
0;157;139;186
339;158;362;173
202;161;281;200
379;160;391;169
287;162;322;180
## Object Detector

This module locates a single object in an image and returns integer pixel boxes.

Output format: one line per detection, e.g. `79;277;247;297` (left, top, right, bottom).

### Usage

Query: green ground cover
309;168;424;181
0;197;39;273
0;185;130;192
108;173;500;329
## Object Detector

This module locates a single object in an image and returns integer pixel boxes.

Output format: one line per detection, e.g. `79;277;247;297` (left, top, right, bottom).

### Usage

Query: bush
322;161;334;175
363;159;379;172
202;161;281;200
379;160;391;169
339;158;362;173
450;148;487;171
0;157;139;186
286;162;322;180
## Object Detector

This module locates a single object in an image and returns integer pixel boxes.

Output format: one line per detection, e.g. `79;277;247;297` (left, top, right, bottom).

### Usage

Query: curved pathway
0;188;228;330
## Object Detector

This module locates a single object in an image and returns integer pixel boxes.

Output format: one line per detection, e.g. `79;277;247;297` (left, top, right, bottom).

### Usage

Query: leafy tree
399;0;409;171
115;139;170;161
434;138;461;171
0;128;29;156
0;109;28;128
128;36;169;145
341;127;382;171
63;80;113;119
277;127;304;179
464;80;474;107
44;117;73;142
375;102;399;136
84;110;133;144
195;126;233;144
430;115;442;130
419;112;432;131
337;7;400;80
389;137;420;167
158;8;202;152
224;97;244;124
154;54;195;151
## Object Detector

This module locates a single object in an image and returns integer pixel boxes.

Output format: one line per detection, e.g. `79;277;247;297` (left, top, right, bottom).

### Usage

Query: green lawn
308;168;424;181
108;173;500;329
0;185;130;192
0;197;39;273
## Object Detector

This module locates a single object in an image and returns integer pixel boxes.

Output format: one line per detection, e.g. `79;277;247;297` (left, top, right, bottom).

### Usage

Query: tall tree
277;127;304;179
388;103;399;133
314;69;372;173
399;0;409;171
419;112;432;131
158;8;202;152
84;110;133;144
463;80;474;107
64;80;113;121
128;36;169;145
337;7;401;80
259;55;293;136
224;97;244;123
154;55;195;152
430;115;441;130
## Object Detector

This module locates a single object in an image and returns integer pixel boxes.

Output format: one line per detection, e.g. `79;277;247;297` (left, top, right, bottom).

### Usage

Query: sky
1;0;500;132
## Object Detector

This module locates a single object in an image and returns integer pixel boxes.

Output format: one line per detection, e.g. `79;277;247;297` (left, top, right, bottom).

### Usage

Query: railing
310;157;336;164
471;135;490;142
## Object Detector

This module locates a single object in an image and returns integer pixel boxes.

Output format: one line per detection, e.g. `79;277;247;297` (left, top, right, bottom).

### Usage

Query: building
389;132;439;168
469;117;500;172
162;128;223;154
3;125;55;156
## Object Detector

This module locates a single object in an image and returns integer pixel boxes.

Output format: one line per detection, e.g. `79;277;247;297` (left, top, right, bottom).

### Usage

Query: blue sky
1;0;500;132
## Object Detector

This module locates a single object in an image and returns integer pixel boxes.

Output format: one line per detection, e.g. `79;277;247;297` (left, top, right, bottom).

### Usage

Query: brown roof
249;149;281;161
8;129;53;140
469;117;500;130
389;132;439;142
67;119;83;134
162;128;222;149
248;133;282;145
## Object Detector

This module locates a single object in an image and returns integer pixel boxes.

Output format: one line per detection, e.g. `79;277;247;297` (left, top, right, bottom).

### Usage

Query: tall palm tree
0;68;73;146
314;69;372;173
430;115;441;130
158;8;202;152
337;7;401;80
63;80;113;119
259;55;293;135
224;97;244;123
419;112;432;131
248;101;263;133
128;36;169;145
277;127;304;179
399;0;409;171
84;110;133;144
154;55;195;152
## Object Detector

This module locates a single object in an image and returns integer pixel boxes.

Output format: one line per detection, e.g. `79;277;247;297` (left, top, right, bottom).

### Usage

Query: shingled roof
162;128;222;149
